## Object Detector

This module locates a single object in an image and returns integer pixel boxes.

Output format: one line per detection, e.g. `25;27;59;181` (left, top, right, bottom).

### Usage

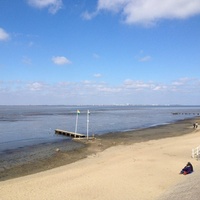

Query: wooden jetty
55;129;86;138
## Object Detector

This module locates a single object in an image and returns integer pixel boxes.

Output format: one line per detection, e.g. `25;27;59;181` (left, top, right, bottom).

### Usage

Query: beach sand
0;118;200;199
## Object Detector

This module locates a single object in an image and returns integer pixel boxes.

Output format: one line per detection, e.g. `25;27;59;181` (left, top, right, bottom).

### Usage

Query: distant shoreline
0;117;199;181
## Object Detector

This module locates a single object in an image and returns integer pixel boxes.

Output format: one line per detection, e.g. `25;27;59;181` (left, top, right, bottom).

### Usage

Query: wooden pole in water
86;110;90;140
75;110;80;133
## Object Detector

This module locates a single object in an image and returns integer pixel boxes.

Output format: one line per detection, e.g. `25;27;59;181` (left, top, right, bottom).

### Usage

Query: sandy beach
1;118;200;200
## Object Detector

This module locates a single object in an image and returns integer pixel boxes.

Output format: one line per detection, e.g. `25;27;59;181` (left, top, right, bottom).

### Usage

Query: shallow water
0;105;200;152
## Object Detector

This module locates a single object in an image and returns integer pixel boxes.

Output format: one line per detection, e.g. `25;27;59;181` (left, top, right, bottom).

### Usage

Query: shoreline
1;118;200;199
0;117;199;181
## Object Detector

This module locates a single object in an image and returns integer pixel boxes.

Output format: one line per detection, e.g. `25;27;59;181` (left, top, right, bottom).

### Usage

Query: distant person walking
193;122;198;129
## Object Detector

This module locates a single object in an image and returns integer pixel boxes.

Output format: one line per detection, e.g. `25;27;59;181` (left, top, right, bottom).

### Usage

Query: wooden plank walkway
55;129;86;138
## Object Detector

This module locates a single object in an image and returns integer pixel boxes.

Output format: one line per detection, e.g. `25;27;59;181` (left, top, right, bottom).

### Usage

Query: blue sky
0;0;200;105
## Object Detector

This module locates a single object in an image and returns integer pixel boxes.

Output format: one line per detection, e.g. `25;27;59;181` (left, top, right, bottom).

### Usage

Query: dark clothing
180;162;193;175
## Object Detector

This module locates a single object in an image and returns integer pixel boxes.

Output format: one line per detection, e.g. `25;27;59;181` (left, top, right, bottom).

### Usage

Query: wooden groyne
55;129;86;138
172;112;200;115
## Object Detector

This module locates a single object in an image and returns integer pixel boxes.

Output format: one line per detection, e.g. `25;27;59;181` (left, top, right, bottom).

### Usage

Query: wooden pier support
55;129;86;138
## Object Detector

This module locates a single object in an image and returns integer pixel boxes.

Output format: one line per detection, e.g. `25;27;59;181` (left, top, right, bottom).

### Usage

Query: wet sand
0;118;198;181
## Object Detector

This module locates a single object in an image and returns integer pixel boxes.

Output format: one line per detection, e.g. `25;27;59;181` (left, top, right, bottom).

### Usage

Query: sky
0;0;200;105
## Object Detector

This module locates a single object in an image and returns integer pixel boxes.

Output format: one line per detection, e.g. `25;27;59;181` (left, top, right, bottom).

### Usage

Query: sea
0;105;200;153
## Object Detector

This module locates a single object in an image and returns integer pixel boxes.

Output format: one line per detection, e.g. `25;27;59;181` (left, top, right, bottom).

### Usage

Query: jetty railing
192;146;200;160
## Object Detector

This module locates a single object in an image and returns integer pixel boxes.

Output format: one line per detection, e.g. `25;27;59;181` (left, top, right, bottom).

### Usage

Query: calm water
0;105;200;152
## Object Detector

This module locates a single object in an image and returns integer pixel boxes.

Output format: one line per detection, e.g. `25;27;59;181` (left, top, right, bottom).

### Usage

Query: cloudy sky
0;0;200;105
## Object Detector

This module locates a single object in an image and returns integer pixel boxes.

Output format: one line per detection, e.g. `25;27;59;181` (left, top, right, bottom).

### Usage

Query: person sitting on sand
180;162;193;175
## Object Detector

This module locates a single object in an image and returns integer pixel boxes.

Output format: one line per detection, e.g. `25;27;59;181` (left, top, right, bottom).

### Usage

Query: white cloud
94;73;102;78
82;80;92;84
22;56;32;65
0;28;10;41
153;85;167;91
97;86;121;93
97;0;127;12
172;77;191;86
93;53;100;59
135;50;152;62
123;79;155;90
1;78;200;105
28;82;44;91
52;56;71;65
96;0;200;25
82;11;98;20
28;41;34;47
27;0;63;14
139;55;152;62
